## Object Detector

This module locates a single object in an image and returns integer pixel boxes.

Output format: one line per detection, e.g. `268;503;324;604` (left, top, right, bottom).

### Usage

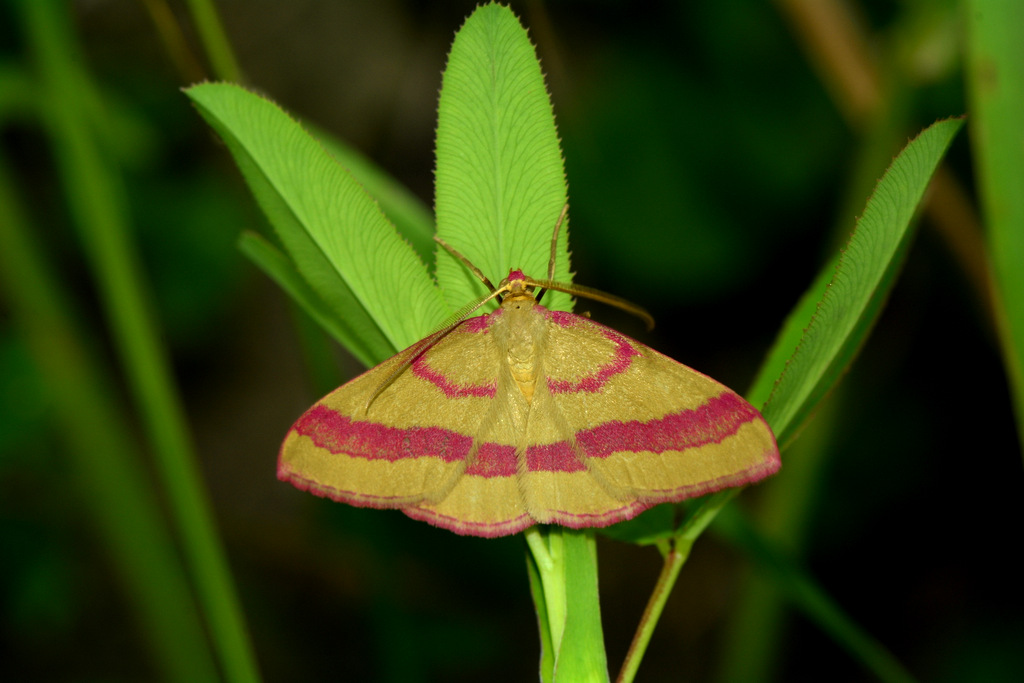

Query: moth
279;208;780;537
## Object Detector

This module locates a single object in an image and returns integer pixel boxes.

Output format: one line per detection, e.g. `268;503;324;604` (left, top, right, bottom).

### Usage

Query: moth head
499;269;539;304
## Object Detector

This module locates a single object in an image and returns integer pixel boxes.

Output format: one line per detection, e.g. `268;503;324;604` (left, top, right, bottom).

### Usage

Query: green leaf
434;3;571;312
526;528;609;683
714;505;917;683
603;119;963;680
185;82;447;361
745;257;837;410
309;124;436;265
608;123;964;547
966;1;1024;454
761;117;964;445
238;231;377;368
434;7;606;679
597;504;678;546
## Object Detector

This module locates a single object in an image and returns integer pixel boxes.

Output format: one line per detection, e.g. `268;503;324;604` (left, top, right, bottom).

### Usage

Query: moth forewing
280;206;779;537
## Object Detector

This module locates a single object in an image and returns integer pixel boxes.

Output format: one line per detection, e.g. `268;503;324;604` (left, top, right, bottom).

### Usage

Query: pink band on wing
293;392;761;475
545;313;641;394
410;314;498;398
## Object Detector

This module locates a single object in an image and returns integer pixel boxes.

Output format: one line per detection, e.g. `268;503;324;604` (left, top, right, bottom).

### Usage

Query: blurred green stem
21;2;259;680
965;0;1024;456
0;153;218;683
717;394;838;682
184;0;244;82
714;505;918;683
615;491;737;681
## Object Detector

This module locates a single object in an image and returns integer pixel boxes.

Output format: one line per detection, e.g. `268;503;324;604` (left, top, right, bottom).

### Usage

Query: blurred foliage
0;1;1021;682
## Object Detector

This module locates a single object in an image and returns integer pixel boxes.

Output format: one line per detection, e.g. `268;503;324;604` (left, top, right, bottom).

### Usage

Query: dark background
2;1;1021;681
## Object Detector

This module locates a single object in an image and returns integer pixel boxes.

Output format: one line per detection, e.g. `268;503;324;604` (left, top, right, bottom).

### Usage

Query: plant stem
965;0;1024;457
616;491;738;682
525;527;609;682
525;526;567;652
615;540;690;683
184;0;244;82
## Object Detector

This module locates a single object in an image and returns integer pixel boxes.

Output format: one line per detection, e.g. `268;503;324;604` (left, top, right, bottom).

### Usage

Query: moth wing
524;310;779;528
278;316;505;510
402;315;536;537
401;374;534;537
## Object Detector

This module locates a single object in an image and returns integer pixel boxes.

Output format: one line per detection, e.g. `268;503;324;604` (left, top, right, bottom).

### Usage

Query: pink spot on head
507;269;527;280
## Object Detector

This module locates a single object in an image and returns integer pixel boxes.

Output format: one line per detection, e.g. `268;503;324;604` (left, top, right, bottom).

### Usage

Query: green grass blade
0;149;218;683
22;4;259;680
183;0;243;82
434;3;571;311
965;1;1024;455
761;117;964;445
714;505;918;683
605;117;963;678
681;120;963;543
186;82;447;357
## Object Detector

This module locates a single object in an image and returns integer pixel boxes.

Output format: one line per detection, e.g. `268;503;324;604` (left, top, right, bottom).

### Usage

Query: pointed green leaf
762;117;964;444
436;8;605;679
238;231;378;367
309;124;436;264
596;504;677;546
435;3;571;312
186;82;447;359
746;256;838;410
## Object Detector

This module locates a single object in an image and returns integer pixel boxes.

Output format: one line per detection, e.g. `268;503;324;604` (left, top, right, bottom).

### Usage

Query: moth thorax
501;299;544;404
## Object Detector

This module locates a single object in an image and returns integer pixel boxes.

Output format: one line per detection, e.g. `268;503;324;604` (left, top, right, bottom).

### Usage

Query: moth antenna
434;235;496;292
525;276;656;331
548;203;569;281
363;327;451;413
536;202;569;304
364;285;509;412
